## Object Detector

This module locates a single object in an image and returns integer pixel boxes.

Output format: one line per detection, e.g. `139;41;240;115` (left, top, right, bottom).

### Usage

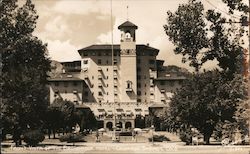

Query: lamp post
151;125;155;145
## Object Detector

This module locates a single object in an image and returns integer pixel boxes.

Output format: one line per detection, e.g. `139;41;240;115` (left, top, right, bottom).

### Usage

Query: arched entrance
106;122;113;131
125;122;132;129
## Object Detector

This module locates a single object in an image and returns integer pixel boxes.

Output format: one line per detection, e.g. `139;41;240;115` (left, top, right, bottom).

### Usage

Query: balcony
84;75;88;79
113;66;118;71
98;75;102;79
113;74;118;79
126;88;133;92
98;83;102;87
98;67;102;71
160;89;166;93
161;96;166;100
150;73;154;79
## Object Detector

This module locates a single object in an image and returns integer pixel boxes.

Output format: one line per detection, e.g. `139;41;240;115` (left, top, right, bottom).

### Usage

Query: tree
163;0;249;144
164;0;246;76
169;70;247;144
0;0;50;146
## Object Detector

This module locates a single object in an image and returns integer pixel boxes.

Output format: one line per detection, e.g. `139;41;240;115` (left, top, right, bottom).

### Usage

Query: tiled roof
48;74;84;81
118;21;138;29
154;76;186;81
78;44;159;52
149;103;168;108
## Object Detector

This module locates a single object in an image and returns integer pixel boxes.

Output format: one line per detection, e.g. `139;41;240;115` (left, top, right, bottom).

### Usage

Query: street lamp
151;125;155;145
112;112;120;142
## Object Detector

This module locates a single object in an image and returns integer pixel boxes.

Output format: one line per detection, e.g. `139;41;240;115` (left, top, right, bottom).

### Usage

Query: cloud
34;0;234;71
46;40;81;62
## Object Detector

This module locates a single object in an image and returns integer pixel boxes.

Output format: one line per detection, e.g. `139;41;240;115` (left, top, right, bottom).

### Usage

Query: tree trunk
13;127;22;147
203;133;212;145
53;129;56;139
48;129;51;139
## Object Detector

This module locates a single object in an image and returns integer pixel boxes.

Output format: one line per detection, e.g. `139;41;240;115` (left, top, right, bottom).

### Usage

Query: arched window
126;80;133;92
127;80;132;89
125;32;131;38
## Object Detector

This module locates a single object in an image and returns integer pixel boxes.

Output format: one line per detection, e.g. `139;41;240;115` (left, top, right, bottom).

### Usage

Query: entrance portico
104;119;135;131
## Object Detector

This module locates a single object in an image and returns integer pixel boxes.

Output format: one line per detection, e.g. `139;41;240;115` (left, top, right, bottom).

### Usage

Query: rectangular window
137;91;141;96
137;75;141;80
137;59;141;64
55;82;59;86
98;92;102;96
98;59;101;64
137;99;141;102
83;52;88;56
73;82;77;86
84;91;88;96
160;81;165;85
64;82;68;87
137;67;141;72
98;52;101;56
106;60;109;64
83;60;88;64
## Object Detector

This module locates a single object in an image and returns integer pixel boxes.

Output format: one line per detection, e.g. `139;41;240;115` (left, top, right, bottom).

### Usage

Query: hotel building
48;21;186;130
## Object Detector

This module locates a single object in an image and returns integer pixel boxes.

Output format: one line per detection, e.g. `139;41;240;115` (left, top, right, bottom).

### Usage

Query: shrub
179;131;192;145
119;132;132;136
59;133;85;143
148;135;170;142
23;130;45;146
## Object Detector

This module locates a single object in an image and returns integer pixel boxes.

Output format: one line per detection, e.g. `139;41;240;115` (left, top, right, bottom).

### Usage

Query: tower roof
118;21;138;29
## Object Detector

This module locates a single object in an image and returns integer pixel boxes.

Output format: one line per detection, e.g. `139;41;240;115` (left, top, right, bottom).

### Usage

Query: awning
116;109;123;115
97;109;106;115
135;108;142;115
107;110;113;115
126;110;132;115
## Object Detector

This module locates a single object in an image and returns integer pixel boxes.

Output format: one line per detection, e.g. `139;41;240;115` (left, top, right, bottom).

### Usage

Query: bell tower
118;21;138;102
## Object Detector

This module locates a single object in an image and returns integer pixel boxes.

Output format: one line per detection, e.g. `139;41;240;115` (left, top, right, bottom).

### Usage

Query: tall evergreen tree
0;0;50;145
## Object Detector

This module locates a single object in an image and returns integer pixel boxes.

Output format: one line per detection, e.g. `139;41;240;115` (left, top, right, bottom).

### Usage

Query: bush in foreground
59;133;85;143
23;130;45;146
179;131;192;145
148;135;170;142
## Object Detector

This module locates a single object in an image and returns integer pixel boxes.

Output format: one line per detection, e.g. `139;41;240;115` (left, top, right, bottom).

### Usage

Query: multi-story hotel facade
48;21;186;130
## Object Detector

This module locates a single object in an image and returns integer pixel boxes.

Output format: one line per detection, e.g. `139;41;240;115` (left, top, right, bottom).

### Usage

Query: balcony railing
126;88;133;92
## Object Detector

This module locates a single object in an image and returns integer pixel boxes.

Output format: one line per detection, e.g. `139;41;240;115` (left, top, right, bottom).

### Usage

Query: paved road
2;142;250;154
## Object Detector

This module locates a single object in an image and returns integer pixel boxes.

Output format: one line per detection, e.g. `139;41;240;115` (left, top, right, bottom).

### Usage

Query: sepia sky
32;0;248;71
